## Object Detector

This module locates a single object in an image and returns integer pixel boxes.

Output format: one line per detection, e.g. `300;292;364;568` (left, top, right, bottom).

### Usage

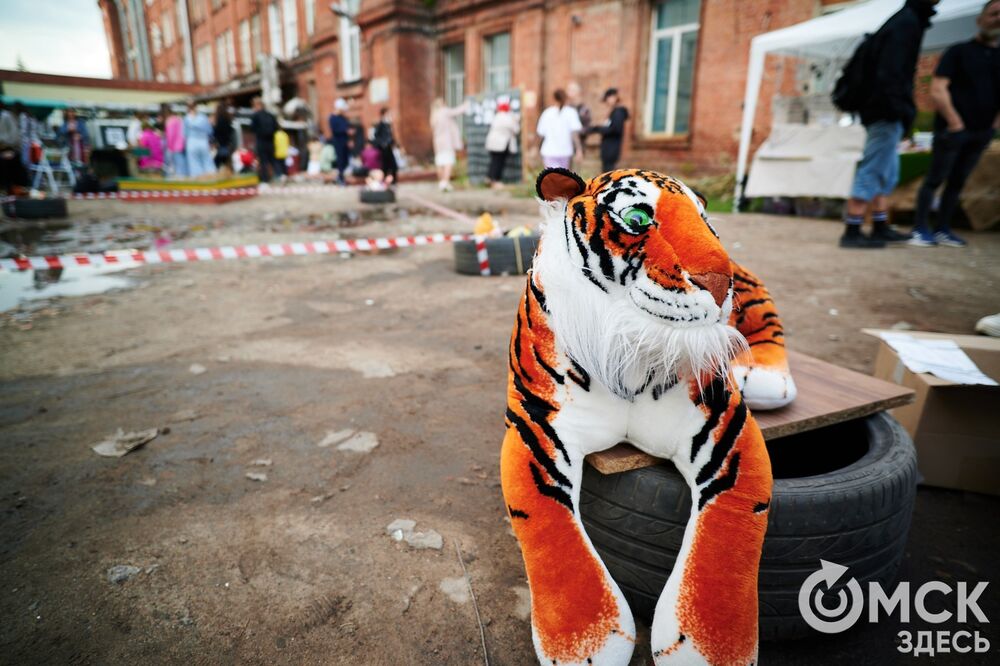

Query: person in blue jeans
841;0;940;249
183;102;215;177
911;0;1000;248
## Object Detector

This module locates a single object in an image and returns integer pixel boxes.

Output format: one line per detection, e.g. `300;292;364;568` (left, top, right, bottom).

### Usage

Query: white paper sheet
879;333;998;386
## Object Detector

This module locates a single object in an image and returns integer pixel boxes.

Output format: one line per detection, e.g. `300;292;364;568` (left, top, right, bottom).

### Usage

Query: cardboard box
865;330;1000;496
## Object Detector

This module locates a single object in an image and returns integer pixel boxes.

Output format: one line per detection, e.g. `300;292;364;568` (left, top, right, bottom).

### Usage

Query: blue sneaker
908;228;936;247
934;230;967;247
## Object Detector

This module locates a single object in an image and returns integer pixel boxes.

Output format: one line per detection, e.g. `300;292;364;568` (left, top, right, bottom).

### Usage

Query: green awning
0;80;189;110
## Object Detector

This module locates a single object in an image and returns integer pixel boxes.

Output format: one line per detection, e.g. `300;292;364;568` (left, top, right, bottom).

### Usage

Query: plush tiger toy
501;168;796;666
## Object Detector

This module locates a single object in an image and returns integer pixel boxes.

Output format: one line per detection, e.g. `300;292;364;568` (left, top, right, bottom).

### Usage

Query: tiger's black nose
690;272;729;307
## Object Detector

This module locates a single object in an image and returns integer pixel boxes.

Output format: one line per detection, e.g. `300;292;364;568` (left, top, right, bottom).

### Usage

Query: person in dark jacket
841;0;940;249
372;107;398;184
590;88;629;172
911;0;1000;247
249;97;280;183
328;98;351;185
212;102;235;172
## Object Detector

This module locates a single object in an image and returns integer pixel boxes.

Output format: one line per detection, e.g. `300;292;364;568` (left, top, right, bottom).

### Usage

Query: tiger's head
532;168;745;398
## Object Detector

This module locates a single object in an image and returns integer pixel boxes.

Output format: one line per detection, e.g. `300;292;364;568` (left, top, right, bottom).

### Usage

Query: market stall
734;0;983;209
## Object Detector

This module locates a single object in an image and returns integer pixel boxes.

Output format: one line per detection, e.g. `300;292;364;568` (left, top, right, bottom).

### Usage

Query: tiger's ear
690;188;708;208
536;168;586;202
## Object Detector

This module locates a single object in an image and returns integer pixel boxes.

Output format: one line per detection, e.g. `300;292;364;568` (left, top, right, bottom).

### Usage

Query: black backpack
832;34;875;112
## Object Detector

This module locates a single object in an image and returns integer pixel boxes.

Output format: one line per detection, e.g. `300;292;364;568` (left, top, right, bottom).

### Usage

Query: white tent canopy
734;0;984;208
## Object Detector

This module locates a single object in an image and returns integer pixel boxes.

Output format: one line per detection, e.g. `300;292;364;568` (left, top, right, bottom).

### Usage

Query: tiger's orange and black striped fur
501;168;794;666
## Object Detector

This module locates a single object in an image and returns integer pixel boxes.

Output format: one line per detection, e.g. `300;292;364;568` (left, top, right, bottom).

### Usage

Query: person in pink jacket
162;104;186;176
137;123;164;171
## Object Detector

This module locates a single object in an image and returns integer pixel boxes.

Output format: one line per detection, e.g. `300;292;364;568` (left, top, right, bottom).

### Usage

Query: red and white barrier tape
0;233;472;272
474;237;491;276
68;187;258;200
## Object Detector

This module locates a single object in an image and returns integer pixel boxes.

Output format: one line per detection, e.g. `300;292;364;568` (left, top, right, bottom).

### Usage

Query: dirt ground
1;184;998;665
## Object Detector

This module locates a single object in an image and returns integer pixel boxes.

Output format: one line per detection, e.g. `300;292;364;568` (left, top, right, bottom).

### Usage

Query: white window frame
215;34;229;81
339;1;361;82
268;2;283;57
151;22;162;55
282;0;298;59
443;43;465;108
304;0;315;35
251;15;262;67
482;32;511;94
644;5;700;136
197;43;214;84
239;19;252;73
163;13;174;47
225;29;236;77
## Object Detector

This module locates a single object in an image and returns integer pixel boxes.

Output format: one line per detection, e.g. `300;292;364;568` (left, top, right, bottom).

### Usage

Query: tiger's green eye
622;207;653;228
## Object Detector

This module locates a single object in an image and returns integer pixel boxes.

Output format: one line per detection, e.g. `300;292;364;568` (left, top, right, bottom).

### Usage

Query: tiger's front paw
733;365;797;411
533;624;636;666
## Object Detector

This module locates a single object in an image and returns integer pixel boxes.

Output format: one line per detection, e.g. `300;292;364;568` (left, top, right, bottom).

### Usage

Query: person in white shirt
535;89;583;170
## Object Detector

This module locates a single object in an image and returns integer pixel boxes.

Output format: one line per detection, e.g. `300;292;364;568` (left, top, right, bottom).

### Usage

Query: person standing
183;102;214;177
484;100;519;189
536;89;583;170
590;88;630;172
212;102;235;174
328;98;351;185
840;0;940;249
430;98;468;191
372;107;398;184
14;103;37;168
60;109;90;164
0;101;27;193
137;122;164;172
911;0;1000;247
250;96;280;183
163;104;186;176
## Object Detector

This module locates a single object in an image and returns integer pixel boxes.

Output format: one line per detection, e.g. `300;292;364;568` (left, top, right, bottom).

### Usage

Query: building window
163;12;174;47
251;15;262;67
304;0;315;35
197;43;214;84
339;0;361;82
645;0;700;136
239;19;252;73
151;22;162;55
268;2;283;57
215;34;229;81
282;0;298;59
482;32;511;93
443;44;465;108
225;29;236;77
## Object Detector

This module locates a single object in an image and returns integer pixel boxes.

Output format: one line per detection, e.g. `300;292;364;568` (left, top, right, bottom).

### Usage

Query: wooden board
586;350;915;475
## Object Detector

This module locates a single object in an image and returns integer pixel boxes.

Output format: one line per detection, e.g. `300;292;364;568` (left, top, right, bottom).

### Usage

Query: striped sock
871;211;888;224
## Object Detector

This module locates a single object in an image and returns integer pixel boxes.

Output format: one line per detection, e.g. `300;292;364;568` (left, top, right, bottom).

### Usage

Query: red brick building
99;0;853;171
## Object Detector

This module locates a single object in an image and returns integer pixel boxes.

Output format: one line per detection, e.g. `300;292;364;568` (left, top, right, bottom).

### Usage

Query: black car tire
2;197;68;219
453;235;539;276
579;412;918;641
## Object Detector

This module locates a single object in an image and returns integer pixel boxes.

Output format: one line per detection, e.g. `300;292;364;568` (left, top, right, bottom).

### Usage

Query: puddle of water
0;264;137;312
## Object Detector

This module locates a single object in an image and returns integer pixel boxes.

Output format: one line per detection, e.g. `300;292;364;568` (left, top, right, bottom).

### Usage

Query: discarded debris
336;431;379;454
92;428;159;457
169;408;200;422
386;518;443;550
107;564;142;584
249;458;272;467
245;472;268;482
189;363;207;375
317;429;355;448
